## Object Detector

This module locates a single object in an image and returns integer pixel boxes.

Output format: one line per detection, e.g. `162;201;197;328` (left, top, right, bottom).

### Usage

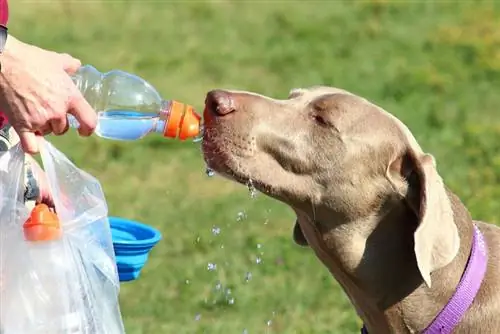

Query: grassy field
10;1;500;333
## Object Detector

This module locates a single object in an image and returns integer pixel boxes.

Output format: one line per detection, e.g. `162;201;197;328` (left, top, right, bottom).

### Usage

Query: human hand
0;36;97;154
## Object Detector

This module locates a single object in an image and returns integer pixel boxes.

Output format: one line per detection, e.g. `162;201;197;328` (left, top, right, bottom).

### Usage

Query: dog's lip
202;143;256;188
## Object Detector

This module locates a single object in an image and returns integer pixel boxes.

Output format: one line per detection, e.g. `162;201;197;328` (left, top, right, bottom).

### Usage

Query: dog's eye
313;114;329;126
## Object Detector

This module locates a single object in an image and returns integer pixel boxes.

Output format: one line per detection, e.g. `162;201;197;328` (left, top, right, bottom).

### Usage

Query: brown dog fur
202;86;500;333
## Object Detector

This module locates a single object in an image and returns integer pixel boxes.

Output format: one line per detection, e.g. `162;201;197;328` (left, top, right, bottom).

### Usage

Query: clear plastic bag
0;140;125;334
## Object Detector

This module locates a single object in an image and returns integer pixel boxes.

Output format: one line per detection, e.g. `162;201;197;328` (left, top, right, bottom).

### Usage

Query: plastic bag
0;140;125;334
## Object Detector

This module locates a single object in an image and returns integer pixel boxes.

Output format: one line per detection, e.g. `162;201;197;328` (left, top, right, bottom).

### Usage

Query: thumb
18;131;39;155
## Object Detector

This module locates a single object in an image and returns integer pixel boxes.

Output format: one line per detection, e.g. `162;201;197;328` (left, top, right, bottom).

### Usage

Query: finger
50;116;69;136
30;162;55;209
18;131;39;154
34;124;52;137
59;53;82;75
37;191;55;209
67;92;96;137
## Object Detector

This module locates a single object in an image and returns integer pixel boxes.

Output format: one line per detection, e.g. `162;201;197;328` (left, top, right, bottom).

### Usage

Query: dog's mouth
201;97;308;202
202;104;252;182
201;103;278;198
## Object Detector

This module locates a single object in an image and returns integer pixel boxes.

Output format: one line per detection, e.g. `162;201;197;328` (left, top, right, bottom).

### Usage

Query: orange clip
23;204;62;241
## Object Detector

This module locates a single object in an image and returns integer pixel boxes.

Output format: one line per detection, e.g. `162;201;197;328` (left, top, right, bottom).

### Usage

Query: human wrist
2;34;20;60
0;35;19;111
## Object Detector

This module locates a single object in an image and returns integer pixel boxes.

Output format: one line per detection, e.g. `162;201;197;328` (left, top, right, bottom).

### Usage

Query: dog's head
202;86;459;287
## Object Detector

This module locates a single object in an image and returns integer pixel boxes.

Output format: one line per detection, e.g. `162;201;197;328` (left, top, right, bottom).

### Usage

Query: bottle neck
154;100;171;134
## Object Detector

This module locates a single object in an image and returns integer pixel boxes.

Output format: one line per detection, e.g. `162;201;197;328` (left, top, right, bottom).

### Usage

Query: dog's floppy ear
389;151;459;288
293;220;309;247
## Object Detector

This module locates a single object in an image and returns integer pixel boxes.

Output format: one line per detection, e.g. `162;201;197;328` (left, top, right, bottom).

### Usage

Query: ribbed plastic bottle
2;204;97;334
68;65;202;141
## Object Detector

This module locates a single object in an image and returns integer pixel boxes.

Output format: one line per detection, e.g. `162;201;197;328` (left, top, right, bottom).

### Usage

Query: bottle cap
164;101;201;140
23;204;62;242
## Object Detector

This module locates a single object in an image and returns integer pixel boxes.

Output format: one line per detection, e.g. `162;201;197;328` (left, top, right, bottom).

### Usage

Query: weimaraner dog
201;86;500;333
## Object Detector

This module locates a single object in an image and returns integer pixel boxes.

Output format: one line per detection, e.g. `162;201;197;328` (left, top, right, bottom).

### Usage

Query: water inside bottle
95;110;162;141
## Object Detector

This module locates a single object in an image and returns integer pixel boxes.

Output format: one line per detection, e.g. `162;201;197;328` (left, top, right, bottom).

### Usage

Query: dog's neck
296;191;474;333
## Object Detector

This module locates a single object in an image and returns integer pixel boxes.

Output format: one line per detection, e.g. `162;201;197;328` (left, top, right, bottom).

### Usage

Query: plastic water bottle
68;65;202;141
2;204;95;334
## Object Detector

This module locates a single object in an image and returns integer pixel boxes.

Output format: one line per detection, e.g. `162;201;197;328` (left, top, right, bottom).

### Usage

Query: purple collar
361;224;487;334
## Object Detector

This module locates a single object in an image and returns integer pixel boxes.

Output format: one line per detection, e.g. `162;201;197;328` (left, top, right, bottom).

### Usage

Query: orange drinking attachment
23;204;62;242
163;100;202;140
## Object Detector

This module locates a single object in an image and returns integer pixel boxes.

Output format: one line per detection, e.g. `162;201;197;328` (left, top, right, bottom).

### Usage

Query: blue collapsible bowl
108;217;162;282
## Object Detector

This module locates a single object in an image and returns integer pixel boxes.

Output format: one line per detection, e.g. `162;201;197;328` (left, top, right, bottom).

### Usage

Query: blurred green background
10;1;500;333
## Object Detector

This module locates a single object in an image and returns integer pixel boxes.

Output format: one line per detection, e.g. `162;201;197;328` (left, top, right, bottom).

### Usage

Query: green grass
9;0;500;332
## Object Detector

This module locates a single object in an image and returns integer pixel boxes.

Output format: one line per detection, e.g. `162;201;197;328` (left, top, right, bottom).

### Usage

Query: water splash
225;287;234;305
244;272;253;282
236;211;247;222
205;167;215;177
209;280;238;306
246;179;258;198
211;225;221;236
193;126;204;143
194;195;277;330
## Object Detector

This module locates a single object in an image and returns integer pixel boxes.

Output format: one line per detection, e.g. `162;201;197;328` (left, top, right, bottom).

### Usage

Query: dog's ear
293;220;309;247
389;151;459;288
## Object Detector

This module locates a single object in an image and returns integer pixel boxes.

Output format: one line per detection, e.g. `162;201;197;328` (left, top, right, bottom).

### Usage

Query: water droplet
228;297;235;305
214;280;222;290
244;271;252;282
193;136;203;143
236;211;247;221
195;236;201;243
211;225;221;236
256;243;262;249
256;257;262;264
247;179;258;198
194;313;201;321
267;319;272;326
207;262;217;271
193;127;204;143
185;279;190;285
220;244;225;249
205;167;215;177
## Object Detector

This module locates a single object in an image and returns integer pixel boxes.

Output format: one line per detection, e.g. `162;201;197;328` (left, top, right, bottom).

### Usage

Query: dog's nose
205;89;236;116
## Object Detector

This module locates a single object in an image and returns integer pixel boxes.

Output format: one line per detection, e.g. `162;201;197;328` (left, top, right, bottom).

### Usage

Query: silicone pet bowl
109;217;162;282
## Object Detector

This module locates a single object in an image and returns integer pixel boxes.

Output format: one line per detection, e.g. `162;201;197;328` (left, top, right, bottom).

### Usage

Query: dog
201;86;500;333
